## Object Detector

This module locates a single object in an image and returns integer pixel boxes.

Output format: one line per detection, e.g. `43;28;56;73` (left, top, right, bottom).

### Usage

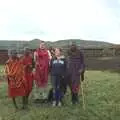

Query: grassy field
0;65;5;75
0;67;120;120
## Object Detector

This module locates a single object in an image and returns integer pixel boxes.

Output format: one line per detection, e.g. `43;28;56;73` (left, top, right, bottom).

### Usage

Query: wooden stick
81;82;86;110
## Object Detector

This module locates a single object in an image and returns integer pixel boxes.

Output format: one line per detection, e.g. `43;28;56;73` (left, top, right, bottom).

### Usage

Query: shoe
58;102;62;107
52;101;56;107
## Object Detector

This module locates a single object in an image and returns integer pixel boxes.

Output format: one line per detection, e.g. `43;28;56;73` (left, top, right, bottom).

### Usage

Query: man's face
40;42;46;50
11;54;17;59
71;44;77;51
25;49;30;56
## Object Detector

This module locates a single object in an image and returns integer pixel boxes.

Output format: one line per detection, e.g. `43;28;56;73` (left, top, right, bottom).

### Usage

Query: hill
0;40;28;50
0;39;113;50
51;39;113;48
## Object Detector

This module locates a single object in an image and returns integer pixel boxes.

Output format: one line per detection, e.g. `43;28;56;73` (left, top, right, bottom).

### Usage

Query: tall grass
0;65;5;76
0;70;120;120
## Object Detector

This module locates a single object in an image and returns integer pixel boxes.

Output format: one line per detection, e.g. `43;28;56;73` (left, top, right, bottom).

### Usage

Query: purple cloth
67;51;85;85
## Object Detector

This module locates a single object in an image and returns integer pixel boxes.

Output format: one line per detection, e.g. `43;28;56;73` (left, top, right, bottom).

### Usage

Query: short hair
8;49;17;56
55;48;62;52
24;47;30;52
18;49;24;54
71;42;76;46
40;41;45;44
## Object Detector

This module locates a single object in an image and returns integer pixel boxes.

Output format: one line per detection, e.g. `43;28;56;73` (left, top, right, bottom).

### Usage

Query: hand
33;68;36;73
81;74;84;81
79;69;83;74
81;71;85;81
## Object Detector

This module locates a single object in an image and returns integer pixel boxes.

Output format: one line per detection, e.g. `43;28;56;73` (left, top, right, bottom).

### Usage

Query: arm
5;63;10;84
64;58;67;75
34;51;37;63
78;51;85;74
80;52;85;81
47;50;52;60
49;59;53;73
34;51;39;66
33;51;37;71
80;52;85;72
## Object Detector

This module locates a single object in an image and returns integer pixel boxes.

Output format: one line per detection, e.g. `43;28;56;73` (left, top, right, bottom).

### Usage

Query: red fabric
24;73;34;95
8;82;26;97
22;55;32;72
72;84;80;93
35;49;49;88
5;58;26;97
22;55;34;95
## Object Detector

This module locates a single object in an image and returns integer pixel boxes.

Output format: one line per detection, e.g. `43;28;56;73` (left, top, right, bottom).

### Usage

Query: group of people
5;41;85;110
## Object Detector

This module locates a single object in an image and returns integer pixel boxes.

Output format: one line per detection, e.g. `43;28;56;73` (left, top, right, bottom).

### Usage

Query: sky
0;0;120;44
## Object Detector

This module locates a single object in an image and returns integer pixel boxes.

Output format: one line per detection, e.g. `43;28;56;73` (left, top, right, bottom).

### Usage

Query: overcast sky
0;0;120;44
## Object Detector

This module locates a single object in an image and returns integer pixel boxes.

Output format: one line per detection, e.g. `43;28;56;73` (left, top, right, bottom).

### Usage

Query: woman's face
55;48;61;57
40;42;46;50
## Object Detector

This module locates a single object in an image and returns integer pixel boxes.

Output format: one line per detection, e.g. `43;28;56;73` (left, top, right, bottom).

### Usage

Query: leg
71;93;76;104
22;96;26;109
26;95;29;105
47;88;53;103
68;79;75;104
12;97;18;109
71;83;80;104
56;76;62;106
60;76;67;96
51;76;57;106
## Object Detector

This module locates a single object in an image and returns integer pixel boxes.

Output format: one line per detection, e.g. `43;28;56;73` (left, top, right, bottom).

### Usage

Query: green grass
0;71;120;120
0;65;5;78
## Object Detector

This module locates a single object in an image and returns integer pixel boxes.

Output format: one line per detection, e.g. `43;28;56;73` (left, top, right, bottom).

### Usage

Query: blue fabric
51;76;63;102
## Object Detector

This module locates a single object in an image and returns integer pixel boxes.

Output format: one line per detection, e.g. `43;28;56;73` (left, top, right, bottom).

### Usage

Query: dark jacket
50;56;66;76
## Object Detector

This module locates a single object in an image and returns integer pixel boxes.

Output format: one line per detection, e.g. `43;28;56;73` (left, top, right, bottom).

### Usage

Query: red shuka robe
5;58;26;97
35;49;49;88
22;55;34;95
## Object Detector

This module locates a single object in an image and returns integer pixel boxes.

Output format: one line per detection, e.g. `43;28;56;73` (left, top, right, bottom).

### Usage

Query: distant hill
0;39;113;50
51;39;113;48
0;40;28;50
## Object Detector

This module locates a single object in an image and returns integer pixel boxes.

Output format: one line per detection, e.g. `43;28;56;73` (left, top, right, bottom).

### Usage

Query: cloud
0;0;120;43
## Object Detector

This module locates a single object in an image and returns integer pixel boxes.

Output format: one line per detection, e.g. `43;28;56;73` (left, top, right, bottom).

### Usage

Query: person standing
21;47;34;107
67;43;85;104
34;41;51;100
50;48;66;106
5;50;26;109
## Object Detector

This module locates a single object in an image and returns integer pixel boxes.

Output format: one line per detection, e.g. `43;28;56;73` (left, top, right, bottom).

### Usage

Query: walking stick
81;81;86;110
80;71;86;110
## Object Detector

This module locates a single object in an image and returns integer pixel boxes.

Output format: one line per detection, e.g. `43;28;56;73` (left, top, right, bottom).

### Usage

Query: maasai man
50;48;66;106
21;47;34;106
34;41;51;100
67;43;85;104
5;50;26;109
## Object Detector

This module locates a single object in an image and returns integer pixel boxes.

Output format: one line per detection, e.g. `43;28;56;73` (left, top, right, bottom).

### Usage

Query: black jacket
50;56;66;76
